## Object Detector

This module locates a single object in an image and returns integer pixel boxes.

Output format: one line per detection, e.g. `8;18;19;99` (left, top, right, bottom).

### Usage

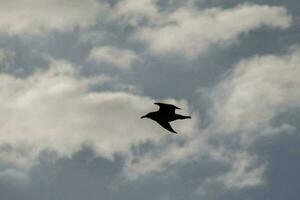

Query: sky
0;0;299;199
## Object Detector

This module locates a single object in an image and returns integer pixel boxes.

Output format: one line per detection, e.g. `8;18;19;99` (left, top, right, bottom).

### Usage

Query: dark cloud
3;130;300;200
29;149;122;200
0;148;229;200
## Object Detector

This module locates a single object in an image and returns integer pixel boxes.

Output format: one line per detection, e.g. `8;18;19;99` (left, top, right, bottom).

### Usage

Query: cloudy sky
0;0;299;199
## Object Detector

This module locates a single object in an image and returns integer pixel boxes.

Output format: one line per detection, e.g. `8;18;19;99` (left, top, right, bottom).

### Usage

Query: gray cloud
0;0;299;200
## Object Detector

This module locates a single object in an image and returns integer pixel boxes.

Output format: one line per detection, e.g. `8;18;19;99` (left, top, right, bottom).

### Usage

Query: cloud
0;1;299;199
0;49;17;73
136;4;292;57
115;46;300;184
0;59;198;178
211;47;300;142
178;46;300;190
124;117;202;178
89;46;141;70
212;152;265;188
0;49;5;65
115;0;160;25
191;47;300;189
0;0;105;36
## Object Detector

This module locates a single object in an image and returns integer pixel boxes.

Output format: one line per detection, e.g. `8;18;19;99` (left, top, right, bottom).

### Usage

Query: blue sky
0;0;299;199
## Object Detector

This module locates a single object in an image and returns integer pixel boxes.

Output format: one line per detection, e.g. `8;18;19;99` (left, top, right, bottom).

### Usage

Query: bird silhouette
141;102;191;134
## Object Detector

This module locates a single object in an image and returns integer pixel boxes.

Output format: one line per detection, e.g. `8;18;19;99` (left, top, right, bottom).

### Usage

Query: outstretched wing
154;102;181;114
156;120;177;134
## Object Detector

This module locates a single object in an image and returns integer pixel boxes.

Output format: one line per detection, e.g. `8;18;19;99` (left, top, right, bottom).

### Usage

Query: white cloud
0;0;105;36
136;4;292;57
114;0;161;25
115;0;157;17
0;59;197;177
215;153;265;188
212;47;300;142
195;151;265;195
89;46;140;70
124;116;202;178
190;47;300;189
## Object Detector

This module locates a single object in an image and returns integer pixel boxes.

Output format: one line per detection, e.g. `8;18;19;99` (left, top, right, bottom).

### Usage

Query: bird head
141;112;153;119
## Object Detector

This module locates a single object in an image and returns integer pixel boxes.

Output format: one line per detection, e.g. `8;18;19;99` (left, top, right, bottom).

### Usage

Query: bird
141;102;191;134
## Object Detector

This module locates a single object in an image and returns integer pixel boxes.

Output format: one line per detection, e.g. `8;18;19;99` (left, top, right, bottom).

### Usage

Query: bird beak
141;115;146;119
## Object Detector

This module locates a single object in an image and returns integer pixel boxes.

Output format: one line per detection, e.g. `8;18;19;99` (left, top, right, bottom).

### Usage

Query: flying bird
141;102;191;134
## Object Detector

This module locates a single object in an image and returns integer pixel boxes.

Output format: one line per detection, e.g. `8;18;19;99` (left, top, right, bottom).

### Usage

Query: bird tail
176;115;191;120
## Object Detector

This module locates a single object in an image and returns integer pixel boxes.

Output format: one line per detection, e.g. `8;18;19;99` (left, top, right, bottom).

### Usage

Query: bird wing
154;102;181;114
156;120;177;134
